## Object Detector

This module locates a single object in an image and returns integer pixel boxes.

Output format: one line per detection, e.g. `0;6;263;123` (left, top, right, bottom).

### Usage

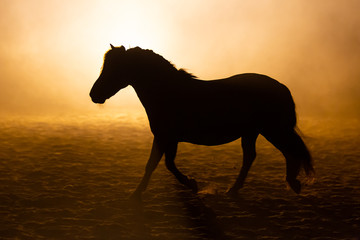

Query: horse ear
110;44;115;49
119;45;126;52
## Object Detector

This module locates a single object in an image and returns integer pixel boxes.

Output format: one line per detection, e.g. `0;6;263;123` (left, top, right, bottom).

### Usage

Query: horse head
90;45;130;104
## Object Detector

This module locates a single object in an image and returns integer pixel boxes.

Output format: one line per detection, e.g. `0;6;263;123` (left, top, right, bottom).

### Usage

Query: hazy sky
1;0;359;116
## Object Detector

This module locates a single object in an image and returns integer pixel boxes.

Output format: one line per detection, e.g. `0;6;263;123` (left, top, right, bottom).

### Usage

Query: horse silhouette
90;45;314;199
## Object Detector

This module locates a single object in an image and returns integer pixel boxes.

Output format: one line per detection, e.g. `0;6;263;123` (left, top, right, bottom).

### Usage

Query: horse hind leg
283;152;302;194
284;130;314;193
262;128;312;194
227;133;258;197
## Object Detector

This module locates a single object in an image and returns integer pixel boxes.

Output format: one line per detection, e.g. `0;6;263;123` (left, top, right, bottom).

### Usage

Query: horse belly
178;121;245;146
181;134;241;146
175;100;255;145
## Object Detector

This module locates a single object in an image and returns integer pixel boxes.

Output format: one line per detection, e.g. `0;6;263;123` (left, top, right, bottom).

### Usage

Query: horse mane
179;68;197;79
126;47;197;79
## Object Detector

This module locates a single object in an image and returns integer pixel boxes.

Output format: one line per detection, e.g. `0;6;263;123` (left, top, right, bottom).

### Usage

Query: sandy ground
0;112;359;239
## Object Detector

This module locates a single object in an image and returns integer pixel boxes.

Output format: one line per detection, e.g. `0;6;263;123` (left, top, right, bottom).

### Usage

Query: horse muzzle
90;86;107;104
91;97;106;104
90;95;106;104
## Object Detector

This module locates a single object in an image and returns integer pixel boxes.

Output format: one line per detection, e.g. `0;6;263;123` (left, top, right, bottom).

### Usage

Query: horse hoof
187;178;198;193
287;179;301;194
226;188;239;198
129;191;142;202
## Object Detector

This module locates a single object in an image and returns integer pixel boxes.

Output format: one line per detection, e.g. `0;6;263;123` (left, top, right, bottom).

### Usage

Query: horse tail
293;128;315;180
287;87;315;181
285;85;297;129
282;84;315;181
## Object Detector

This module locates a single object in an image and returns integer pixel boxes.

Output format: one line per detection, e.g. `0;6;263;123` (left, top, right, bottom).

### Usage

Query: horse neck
130;73;191;112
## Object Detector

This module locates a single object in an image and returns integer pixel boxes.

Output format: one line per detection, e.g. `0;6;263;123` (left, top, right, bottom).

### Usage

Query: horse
90;45;314;199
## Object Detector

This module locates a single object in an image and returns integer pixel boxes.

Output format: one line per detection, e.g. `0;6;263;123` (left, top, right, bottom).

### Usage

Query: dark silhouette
90;45;314;199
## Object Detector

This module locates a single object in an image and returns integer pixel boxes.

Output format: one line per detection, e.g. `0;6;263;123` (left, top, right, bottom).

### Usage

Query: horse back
187;73;295;121
145;73;296;145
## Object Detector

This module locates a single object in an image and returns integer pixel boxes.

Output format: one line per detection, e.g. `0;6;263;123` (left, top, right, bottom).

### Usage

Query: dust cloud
0;0;359;117
1;2;360;239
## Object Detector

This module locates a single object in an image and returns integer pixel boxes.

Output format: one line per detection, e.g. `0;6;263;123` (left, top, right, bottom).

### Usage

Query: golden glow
1;0;359;116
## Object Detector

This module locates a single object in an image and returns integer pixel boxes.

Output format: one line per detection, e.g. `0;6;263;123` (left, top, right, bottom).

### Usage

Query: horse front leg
131;138;164;200
227;133;258;197
165;142;198;193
